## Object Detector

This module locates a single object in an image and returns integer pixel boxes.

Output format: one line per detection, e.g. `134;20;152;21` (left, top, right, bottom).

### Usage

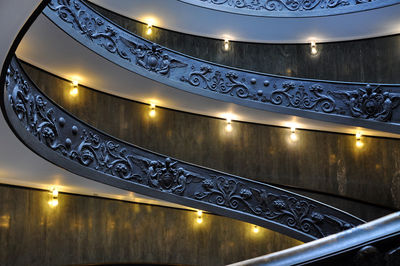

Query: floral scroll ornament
333;84;400;122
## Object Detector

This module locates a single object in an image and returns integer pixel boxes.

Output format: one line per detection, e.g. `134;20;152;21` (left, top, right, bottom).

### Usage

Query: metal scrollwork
181;0;392;17
44;0;400;131
4;57;364;241
270;82;335;112
333;84;400;122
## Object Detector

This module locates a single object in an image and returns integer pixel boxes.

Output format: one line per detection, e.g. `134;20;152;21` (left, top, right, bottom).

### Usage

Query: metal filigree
3;57;364;241
333;84;400;121
270;82;335;112
180;0;394;17
44;0;400;133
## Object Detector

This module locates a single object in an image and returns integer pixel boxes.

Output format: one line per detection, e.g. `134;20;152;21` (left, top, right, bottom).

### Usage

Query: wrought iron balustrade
179;0;400;17
2;56;364;242
44;0;400;135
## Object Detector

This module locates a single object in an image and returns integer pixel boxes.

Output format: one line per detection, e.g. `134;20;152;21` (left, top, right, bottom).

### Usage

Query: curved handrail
2;56;363;242
43;0;400;135
229;211;400;265
179;0;400;18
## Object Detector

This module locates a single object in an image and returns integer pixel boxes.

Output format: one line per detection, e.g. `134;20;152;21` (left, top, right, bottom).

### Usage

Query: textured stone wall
0;185;301;266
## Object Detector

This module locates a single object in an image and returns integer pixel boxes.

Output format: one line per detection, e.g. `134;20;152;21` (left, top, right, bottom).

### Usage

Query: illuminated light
226;118;232;132
48;188;59;208
146;24;153;35
310;41;318;55
356;140;364;148
290;127;297;142
149;103;156;117
69;81;79;96
196;210;203;224
48;199;58;207
224;39;229;50
253;225;259;234
355;132;363;148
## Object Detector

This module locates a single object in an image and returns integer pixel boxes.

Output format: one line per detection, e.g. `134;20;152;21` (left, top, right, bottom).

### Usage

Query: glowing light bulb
290;127;297;141
48;199;58;207
70;87;78;96
52;188;59;197
253;225;259;233
356;132;362;139
196;210;203;224
48;188;59;207
149;103;156;117
356;140;364;148
146;24;152;35
225;118;232;132
69;81;79;96
224;39;229;50
311;41;318;55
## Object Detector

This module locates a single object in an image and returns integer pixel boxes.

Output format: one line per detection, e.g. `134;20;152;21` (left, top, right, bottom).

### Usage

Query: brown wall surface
21;63;400;214
0;185;301;266
89;3;400;84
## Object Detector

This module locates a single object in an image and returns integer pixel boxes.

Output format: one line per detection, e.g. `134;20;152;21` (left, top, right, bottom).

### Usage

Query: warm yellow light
149;103;156;117
197;210;203;216
70;87;78;96
72;80;79;86
52;188;59;197
253;225;259;233
197;217;203;224
226;123;232;132
146;24;152;35
290;127;297;141
356;132;362;139
224;39;229;50
356;140;364;148
311;41;318;55
48;199;58;207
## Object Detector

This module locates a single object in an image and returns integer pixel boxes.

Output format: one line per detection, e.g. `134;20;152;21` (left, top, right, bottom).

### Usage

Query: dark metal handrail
229;211;400;265
2;56;363;242
43;0;400;134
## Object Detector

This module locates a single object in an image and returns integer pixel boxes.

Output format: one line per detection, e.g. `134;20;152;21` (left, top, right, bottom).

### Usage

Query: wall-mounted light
355;132;363;148
310;41;318;55
224;39;229;51
290;127;297;142
70;80;79;96
146;24;153;35
253;225;259;234
48;187;59;207
226;117;233;132
149;103;156;117
196;210;203;224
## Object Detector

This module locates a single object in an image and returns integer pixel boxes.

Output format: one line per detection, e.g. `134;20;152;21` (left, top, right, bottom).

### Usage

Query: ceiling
89;0;400;43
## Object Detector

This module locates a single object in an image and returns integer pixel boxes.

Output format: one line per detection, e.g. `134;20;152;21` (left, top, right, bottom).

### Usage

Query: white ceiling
89;0;400;43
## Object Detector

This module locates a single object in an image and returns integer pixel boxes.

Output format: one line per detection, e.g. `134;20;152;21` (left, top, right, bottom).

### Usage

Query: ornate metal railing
2;56;363;242
43;0;400;135
230;212;400;265
179;0;400;17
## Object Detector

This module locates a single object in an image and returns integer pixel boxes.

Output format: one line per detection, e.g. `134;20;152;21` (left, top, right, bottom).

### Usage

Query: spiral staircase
1;0;400;265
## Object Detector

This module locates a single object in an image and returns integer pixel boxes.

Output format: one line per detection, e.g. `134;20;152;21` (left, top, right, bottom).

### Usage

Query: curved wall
89;2;400;84
0;184;301;266
21;62;400;212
